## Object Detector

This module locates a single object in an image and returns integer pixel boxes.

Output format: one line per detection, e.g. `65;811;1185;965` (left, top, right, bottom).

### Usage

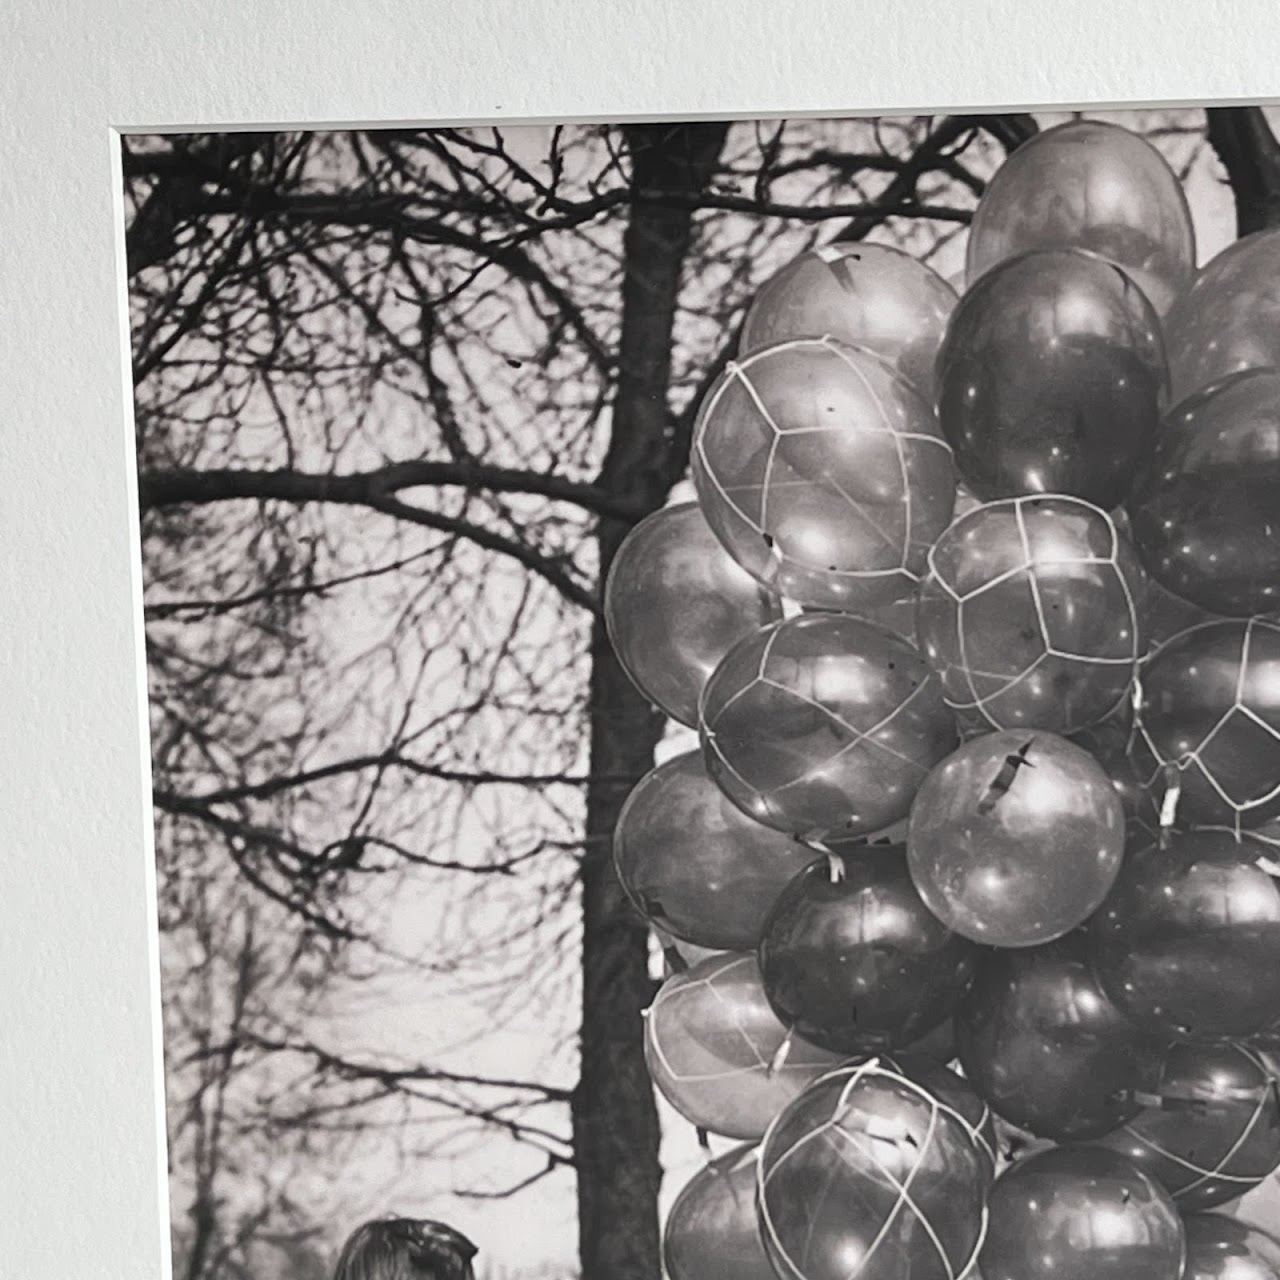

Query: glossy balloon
1095;1042;1280;1210
615;751;817;950
864;1050;999;1183
1128;369;1280;616
700;613;957;839
644;953;843;1140
917;496;1146;733
663;1143;775;1280
1070;716;1161;841
1133;619;1280;830
936;248;1168;508
604;502;782;726
758;1059;989;1280
956;934;1167;1141
1183;1213;1280;1280
1165;228;1280;404
1089;828;1280;1042
758;844;979;1053
966;119;1195;316
691;337;956;610
739;242;958;397
980;1145;1186;1280
907;729;1126;947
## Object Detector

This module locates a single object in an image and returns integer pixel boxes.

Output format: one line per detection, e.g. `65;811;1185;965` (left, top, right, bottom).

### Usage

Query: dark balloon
1183;1213;1280;1280
1164;227;1280;404
757;1059;989;1280
604;502;782;726
1089;828;1280;1042
758;844;979;1054
663;1143;775;1280
700;614;957;840
1128;369;1280;617
901;1015;959;1065
614;750;817;950
956;933;1167;1141
644;953;842;1140
739;242;958;398
966;119;1195;316
1143;573;1224;654
1133;619;1280;830
907;729;1126;947
980;1145;1186;1280
936;248;1168;508
917;496;1146;733
691;337;956;611
1095;1042;1280;1211
1070;716;1161;843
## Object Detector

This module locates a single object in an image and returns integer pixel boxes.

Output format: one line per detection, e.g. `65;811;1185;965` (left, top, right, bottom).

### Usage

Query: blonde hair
332;1218;477;1280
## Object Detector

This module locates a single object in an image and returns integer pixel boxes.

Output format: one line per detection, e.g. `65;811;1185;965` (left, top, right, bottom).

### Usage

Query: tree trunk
574;121;729;1280
1206;107;1280;236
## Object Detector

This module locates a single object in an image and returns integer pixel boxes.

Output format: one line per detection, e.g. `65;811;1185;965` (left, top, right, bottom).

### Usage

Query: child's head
332;1218;478;1280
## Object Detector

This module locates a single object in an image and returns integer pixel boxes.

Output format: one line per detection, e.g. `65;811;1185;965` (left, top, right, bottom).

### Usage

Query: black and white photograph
104;102;1280;1279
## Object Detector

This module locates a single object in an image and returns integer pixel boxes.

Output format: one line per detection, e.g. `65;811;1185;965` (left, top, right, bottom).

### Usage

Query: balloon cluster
604;119;1280;1280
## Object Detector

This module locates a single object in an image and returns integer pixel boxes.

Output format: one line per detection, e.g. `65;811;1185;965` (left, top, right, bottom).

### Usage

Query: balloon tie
827;852;844;884
662;944;690;975
1256;855;1280;879
768;1025;795;1077
1158;764;1181;847
976;739;1036;815
695;1127;713;1162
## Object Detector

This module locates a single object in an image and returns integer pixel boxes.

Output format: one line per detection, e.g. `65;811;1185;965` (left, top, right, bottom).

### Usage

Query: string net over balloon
644;954;839;1139
1111;1042;1280;1206
918;495;1143;733
699;614;954;839
757;1059;988;1280
691;335;955;612
1133;616;1280;836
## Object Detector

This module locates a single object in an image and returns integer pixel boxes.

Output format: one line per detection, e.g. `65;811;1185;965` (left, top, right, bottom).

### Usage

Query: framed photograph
9;4;1280;1279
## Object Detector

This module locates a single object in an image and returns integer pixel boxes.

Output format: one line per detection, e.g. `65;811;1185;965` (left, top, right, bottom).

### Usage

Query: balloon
906;729;1126;948
1069;716;1161;843
604;502;782;726
936;248;1168;508
1088;828;1280;1042
1095;1042;1280;1211
1143;573;1224;654
690;337;956;611
916;496;1146;733
1164;228;1280;404
663;1143;775;1280
758;843;979;1054
955;933;1166;1141
757;1059;989;1280
700;613;957;840
615;750;817;950
901;1016;959;1065
1132;619;1280;830
867;1050;999;1184
739;242;958;397
801;589;920;646
980;1145;1185;1280
965;119;1195;316
651;926;725;976
1183;1213;1280;1280
1128;369;1280;617
645;953;843;1140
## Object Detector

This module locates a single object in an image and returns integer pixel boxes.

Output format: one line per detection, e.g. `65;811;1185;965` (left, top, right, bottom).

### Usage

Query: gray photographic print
125;109;1280;1280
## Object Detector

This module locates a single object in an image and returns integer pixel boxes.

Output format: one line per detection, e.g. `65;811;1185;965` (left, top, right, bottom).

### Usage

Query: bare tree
126;107;1269;1278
